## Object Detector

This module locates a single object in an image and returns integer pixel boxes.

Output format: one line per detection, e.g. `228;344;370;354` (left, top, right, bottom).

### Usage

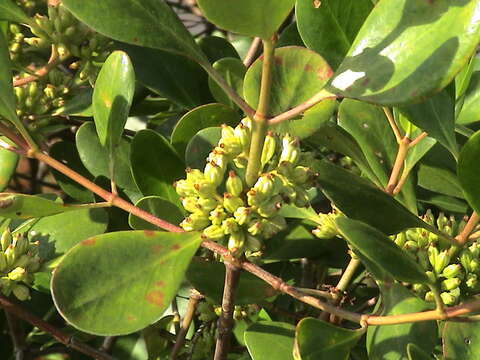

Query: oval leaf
51;231;202;335
328;0;480;105
0;28;17;123
295;318;364;360
458;129;480;214
208;58;246;109
93;51;135;149
197;0;295;39
185;127;221;170
442;321;480;360
244;321;295;360
0;193;78;219
0;144;18;191
128;196;184;231
62;0;206;63
244;46;332;116
335;217;429;284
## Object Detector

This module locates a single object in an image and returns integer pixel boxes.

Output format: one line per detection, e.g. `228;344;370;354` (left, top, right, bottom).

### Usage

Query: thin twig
408;131;428;148
455;212;480;245
171;289;203;359
213;263;241;360
13;46;59;87
386;138;410;194
99;337;117;354
0;295;116;360
243;37;262;67
383;107;402;143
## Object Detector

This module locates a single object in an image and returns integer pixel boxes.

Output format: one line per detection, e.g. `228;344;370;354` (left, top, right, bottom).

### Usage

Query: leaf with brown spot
81;238;97;246
51;231;202;336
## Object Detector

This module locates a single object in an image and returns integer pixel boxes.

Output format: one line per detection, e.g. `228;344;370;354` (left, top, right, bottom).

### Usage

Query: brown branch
386;137;410;194
171;289;203;359
383;107;402;143
214;262;241;360
455;212;480;245
0;295;116;360
243;37;262;68
99;337;117;354
13;46;60;87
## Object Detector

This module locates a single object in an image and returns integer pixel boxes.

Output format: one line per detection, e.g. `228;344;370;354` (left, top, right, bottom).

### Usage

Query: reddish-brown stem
0;123;29;150
455;212;480;245
383;107;402;143
214;262;241;360
408;132;428;148
243;37;262;67
0;295;115;360
386;137;410;194
13;46;59;87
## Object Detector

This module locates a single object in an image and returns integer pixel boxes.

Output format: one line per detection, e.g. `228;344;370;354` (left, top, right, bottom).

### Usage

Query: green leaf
197;0;295;39
62;0;207;63
119;43;213;109
112;334;148;360
316;161;426;235
0;27;17;123
367;284;436;360
403;137;437;180
128;196;184;231
198;36;240;63
76;122;139;194
244;321;295;360
93;51;135;150
29;208;108;256
51;231;202;335
338;99;416;211
328;0;480;105
0;141;18;191
244;46;333;116
50;141;95;203
296;0;373;69
295;318;364;360
208;58;246;109
186;258;277;305
418;164;465;199
53;88;93;117
457;68;480;125
277;22;305;48
271;99;337;140
335;217;429;284
171;103;239;158
406;343;432;360
442;321;480;360
185;127;221;170
0;0;31;24
399;90;458;158
0;193;79;219
131;130;184;204
458;129;480;214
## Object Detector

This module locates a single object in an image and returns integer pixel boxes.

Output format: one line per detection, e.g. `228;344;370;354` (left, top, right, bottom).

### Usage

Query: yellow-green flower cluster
0;229;41;301
393;210;480;305
174;119;316;257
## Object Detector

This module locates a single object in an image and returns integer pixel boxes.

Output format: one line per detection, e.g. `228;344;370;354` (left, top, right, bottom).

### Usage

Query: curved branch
13;46;59;87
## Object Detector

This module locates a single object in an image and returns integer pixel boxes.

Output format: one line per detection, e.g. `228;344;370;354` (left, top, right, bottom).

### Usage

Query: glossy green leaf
185;127;221;170
198;36;240;63
131;130;184;204
316;160;427;235
171;104;239;157
28;208;108;256
296;0;373;69
295;318;364;360
245;321;295;360
244;46;333;116
186;258;277;305
399;90;458;158
271;99;337;140
418;192;468;215
208;58;246;109
457;66;480;124
50;141;95;203
336;217;429;284
442;321;480;360
53;88;93;117
51;231;202;335
418;164;464;199
338;99;416;211
0;0;31;24
0;193;78;219
277;22;305;48
197;0;295;39
328;0;480;105
93;51;135;150
458;129;480;214
367;284;437;360
62;0;207;63
112;334;148;360
263;220;349;266
403;137;437;180
0;27;17;123
406;343;432;360
128;196;184;231
76;122;139;194
0;141;18;191
119;43;213;109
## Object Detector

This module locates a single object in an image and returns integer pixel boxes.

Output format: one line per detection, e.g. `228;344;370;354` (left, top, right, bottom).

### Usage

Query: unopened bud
442;264;462;279
12;284;30;301
440;291;457;306
204;161;224;186
209;206;227;226
8;267;27;282
1;229;12;251
233;207;251;226
223;193;244;213
182;197;200;213
202;225;224;241
262;216;287;238
261;132;276;168
466;273;478;289
222;217;239;235
245;235;263;252
226;171;243;197
234;123;251;154
228;231;245;256
441;278;461;291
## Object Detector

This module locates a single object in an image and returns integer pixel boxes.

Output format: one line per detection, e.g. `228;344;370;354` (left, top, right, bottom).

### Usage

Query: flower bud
460;249;473;273
425;271;436;284
279;134;300;165
209;206;227;226
466;273;478;289
262;216;287;238
186;168;205;183
292;166;311;184
221;217;239;234
434;250;450;274
436;213;448;231
254;174;275;198
194;181;217;197
440;291;457;306
228;231;245;256
234;123;251;154
247;220;263;236
27;256;40;273
412;283;427;294
4;245;16;267
226;171;243;197
221;124;235;139
312;213;338;239
1;229;12;252
12;284;30;301
441;278;461;291
233;207;251;226
182;197;200;213
470;259;480;273
174;179;195;197
394;232;406;247
223;193;244;213
204;161;224;187
0;253;7;272
245;235;263;252
207;149;227;170
424;291;434;302
257;196;282;218
261;132;276;168
24;37;49;48
180;212;209;231
198;197;219;212
219;137;242;157
13;235;29;255
13;254;30;269
202;225;224;241
8;267;27;282
469;243;480;257
416;230;429;248
442;264;462;279
247;189;265;207
423;210;435;226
